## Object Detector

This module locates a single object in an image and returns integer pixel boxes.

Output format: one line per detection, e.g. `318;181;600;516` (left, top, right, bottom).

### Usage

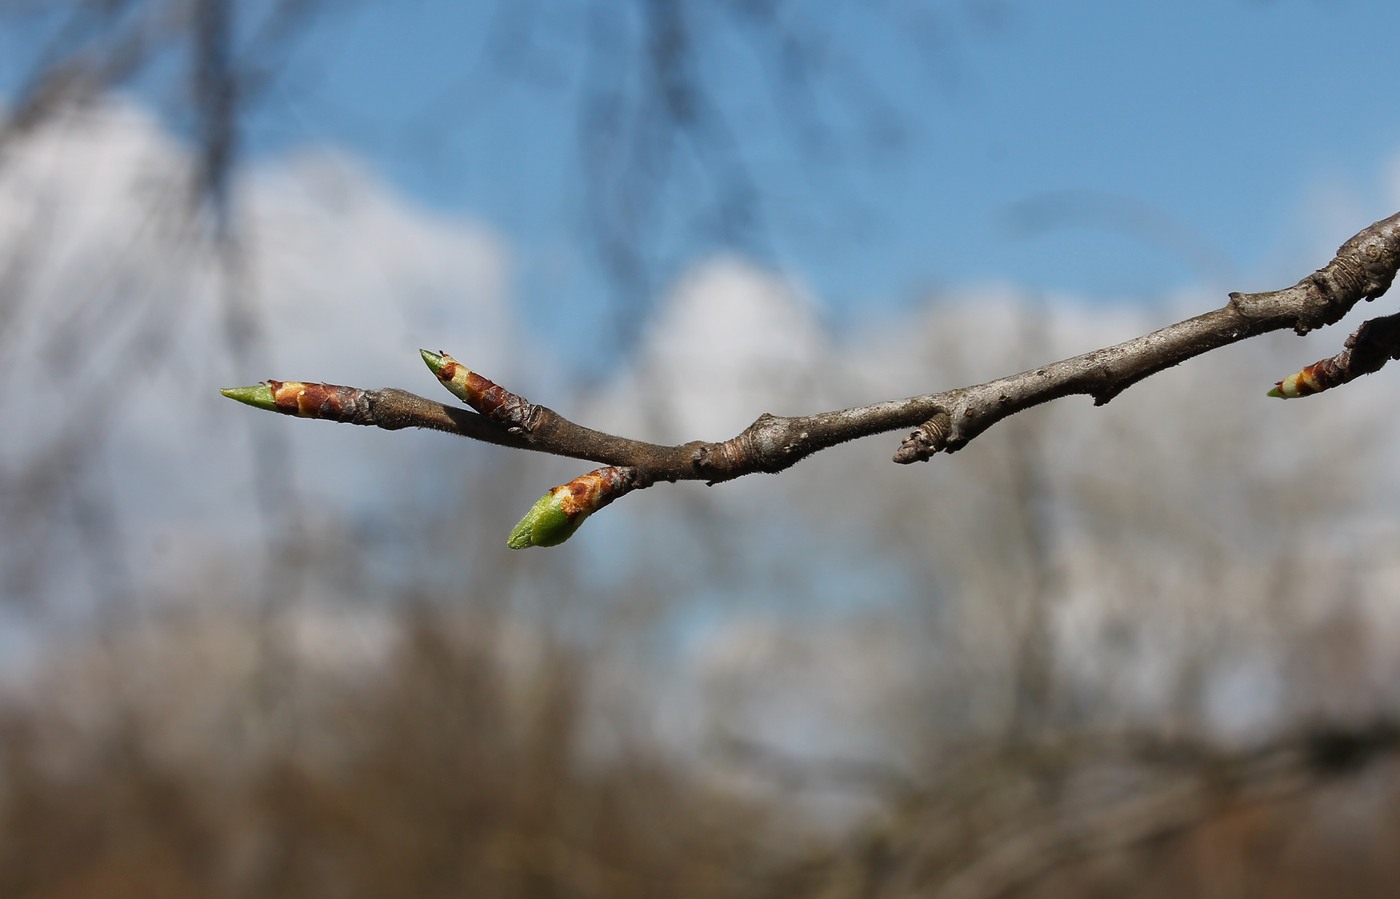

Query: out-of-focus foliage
0;608;792;899
4;606;1400;898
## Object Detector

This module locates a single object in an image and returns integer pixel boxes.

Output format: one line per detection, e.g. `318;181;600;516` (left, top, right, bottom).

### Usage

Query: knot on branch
744;412;807;473
1335;211;1400;301
1300;212;1400;333
690;413;802;482
893;409;951;464
691;434;749;483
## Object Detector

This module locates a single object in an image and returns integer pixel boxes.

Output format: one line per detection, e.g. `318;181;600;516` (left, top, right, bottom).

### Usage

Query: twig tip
220;384;276;411
419;348;446;375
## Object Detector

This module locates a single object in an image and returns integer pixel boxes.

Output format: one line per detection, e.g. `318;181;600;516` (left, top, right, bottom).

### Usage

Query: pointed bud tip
420;349;445;374
220;384;277;411
1269;372;1309;398
507;491;579;549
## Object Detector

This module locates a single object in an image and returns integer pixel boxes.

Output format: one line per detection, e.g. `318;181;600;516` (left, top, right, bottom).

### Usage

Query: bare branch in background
0;1;333;608
555;0;919;357
713;714;1400;898
905;720;1400;899
224;211;1400;547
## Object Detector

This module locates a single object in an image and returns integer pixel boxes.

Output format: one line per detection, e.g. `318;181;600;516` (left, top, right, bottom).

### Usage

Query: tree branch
222;211;1400;546
1268;308;1400;397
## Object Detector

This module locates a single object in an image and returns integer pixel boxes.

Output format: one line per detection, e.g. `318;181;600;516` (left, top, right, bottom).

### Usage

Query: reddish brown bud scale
508;466;638;548
1293;361;1331;395
1269;312;1400;398
559;466;632;517
468;372;514;417
434;359;498;407
269;380;371;421
422;350;538;428
1270;358;1347;398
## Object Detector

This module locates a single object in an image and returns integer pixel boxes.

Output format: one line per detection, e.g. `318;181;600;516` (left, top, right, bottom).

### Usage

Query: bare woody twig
222;212;1400;547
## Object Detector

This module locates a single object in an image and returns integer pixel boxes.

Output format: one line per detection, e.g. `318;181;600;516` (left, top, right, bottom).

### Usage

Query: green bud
420;348;478;406
507;467;637;549
508;487;583;549
220;384;278;411
1268;364;1324;399
419;348;449;378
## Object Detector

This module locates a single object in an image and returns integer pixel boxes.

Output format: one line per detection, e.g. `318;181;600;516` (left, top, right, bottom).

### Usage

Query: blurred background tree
3;1;1400;896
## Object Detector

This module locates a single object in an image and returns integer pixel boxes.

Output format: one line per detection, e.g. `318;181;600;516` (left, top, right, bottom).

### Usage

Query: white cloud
0;97;515;604
585;256;832;443
239;145;513;383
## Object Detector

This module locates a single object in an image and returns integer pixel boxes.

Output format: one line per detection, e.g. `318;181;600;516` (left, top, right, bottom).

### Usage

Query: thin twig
228;212;1400;482
223;212;1400;545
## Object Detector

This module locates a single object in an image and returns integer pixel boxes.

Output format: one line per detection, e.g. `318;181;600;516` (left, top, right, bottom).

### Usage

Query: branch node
1092;384;1123;407
1334;212;1400;301
893;409;951;464
691;444;717;471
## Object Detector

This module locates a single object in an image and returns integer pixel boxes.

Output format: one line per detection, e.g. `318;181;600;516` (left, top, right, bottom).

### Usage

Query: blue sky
6;0;1397;355
205;0;1400;340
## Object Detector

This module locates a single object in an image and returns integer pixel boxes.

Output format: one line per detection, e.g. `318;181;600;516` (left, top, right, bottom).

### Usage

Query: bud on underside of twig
508;467;637;549
1268;361;1333;399
893;410;952;463
1268;312;1400;398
